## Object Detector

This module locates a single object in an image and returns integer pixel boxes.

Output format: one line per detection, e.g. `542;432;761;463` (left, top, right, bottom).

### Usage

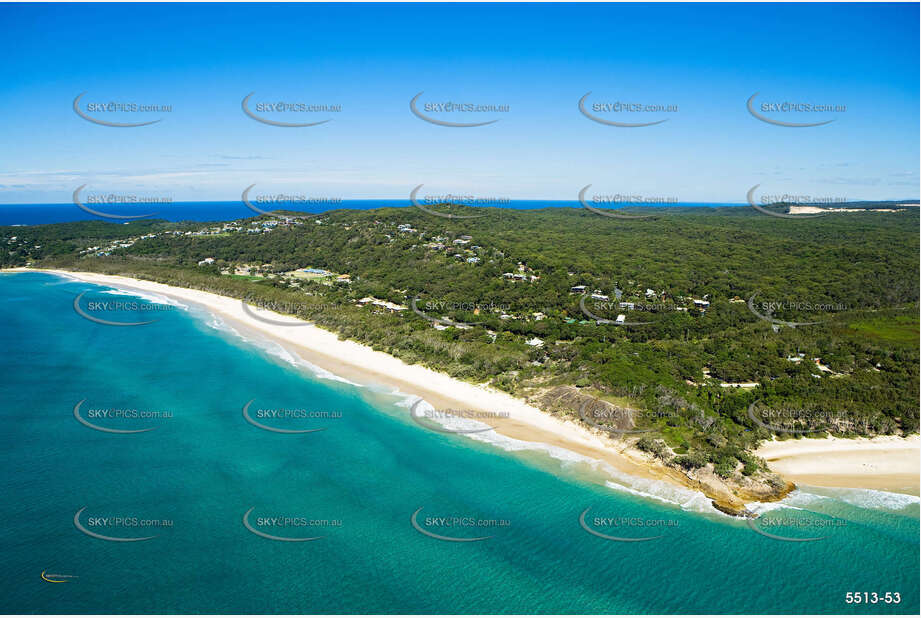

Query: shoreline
11;268;681;497
6;267;920;503
756;435;920;495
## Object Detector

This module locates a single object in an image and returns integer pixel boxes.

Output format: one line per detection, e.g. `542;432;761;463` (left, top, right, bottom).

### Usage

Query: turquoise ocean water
0;272;918;614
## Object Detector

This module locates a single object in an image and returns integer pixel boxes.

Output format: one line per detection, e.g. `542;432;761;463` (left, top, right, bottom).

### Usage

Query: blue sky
0;2;918;204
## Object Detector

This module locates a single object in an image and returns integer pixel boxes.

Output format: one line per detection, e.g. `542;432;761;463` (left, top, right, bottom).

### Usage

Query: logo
241;507;326;542
41;570;78;583
578;185;655;219
73;507;159;542
73;291;163;327
746;93;838;128
73;185;157;220
409;92;503;127
578;507;665;542
73;399;160;434
746;185;826;219
410;297;486;328
747;401;830;435
578;399;650;434
241;92;334;127
578;92;670;127
745;512;837;542
410;507;498;542
408;398;499;434
579;293;653;326
746;291;823;328
241;400;328;434
409;185;489;219
240;298;312;327
72;93;164;127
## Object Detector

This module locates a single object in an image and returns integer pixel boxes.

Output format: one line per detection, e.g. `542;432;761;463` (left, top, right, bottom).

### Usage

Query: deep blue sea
0;271;918;614
0;201;734;226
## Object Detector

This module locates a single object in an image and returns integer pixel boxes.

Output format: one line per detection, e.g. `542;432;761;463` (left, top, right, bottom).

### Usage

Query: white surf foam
100;287;188;309
402;396;722;515
784;486;920;512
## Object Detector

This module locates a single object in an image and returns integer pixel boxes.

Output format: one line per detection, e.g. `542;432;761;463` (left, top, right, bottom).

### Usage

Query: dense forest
3;203;918;481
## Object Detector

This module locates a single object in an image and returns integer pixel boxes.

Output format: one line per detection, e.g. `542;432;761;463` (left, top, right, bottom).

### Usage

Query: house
645;288;657;298
615;314;626;324
526;337;544;347
357;297;406;312
693;299;710;308
336;274;352;284
453;238;470;245
570;285;587;294
532;312;546;321
591;291;609;301
466;257;480;263
198;257;215;266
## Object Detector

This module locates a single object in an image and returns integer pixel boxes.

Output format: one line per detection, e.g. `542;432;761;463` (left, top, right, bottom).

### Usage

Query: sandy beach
9;268;670;489
6;268;920;500
756;435;920;495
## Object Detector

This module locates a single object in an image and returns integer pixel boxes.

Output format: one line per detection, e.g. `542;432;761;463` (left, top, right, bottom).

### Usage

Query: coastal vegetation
3;203;918;504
